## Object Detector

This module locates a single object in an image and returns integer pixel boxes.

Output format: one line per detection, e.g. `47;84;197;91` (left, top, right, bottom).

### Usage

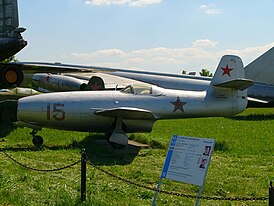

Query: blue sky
16;0;274;74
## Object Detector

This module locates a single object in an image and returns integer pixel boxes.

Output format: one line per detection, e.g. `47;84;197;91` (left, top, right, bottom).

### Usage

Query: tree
181;70;187;75
199;68;213;77
1;56;18;63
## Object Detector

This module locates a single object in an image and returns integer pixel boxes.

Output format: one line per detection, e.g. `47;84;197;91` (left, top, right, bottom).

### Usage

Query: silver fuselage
17;86;247;133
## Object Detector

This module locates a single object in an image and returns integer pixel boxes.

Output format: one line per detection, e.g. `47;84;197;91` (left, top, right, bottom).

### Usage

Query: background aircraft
0;0;27;61
8;46;273;106
0;0;26;91
16;55;252;147
31;73;106;92
0;87;39;123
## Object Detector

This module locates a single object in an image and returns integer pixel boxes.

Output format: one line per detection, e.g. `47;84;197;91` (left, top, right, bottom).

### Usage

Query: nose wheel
30;130;44;148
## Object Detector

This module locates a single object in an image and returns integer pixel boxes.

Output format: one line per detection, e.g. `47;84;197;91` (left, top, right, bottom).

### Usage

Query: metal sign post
81;149;87;202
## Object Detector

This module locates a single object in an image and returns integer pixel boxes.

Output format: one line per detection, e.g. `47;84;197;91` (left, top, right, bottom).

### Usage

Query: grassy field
0;108;273;206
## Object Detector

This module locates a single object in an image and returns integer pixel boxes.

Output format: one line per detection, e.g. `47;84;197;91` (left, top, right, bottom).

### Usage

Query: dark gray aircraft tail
0;0;27;61
245;46;274;85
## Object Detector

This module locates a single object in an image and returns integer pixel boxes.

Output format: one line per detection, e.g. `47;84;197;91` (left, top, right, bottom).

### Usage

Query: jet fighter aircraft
17;55;252;147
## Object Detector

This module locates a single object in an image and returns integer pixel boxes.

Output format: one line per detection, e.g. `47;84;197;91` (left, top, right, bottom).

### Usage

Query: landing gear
106;132;127;149
105;118;128;149
30;130;44;148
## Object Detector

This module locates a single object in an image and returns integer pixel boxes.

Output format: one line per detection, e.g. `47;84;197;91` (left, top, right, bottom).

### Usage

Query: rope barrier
0;148;81;172
87;160;269;201
0;148;269;202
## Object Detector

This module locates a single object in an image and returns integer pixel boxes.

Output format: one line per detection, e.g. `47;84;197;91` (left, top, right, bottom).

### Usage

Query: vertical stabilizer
210;55;252;91
0;0;19;33
244;47;274;85
211;55;244;85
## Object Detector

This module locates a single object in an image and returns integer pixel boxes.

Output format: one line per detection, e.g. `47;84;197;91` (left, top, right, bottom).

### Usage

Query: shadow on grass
0;123;17;138
1;133;142;166
227;113;274;121
76;134;142;166
214;140;229;152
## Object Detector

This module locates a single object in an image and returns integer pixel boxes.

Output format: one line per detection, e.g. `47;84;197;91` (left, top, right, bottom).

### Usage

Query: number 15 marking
47;103;66;121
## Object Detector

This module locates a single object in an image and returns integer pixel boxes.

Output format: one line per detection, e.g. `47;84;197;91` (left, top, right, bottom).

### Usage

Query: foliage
1;56;18;63
200;68;213;77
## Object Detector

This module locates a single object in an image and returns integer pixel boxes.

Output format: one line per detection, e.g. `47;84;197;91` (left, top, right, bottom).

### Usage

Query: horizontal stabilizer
95;107;155;119
213;78;253;91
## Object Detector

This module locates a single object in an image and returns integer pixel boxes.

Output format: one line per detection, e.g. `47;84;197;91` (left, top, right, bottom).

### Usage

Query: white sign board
161;135;215;186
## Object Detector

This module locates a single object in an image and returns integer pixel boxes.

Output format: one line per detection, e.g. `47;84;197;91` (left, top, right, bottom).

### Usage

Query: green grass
0;108;273;206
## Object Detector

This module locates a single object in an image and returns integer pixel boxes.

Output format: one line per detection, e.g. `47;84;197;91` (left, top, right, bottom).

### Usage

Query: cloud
199;4;222;15
192;39;218;48
129;0;161;7
69;41;274;74
84;0;162;7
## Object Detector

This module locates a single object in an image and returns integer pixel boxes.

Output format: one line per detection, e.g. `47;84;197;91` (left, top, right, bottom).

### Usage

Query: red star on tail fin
221;64;233;77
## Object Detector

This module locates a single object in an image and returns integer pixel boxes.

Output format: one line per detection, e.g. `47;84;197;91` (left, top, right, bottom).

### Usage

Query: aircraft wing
95;107;156;120
4;61;209;91
12;62;119;73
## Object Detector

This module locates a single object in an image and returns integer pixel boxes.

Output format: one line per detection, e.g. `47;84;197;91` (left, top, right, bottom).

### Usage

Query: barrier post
81;149;87;202
269;181;274;206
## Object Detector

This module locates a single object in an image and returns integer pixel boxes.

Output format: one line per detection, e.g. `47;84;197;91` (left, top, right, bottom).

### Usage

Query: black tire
32;135;44;147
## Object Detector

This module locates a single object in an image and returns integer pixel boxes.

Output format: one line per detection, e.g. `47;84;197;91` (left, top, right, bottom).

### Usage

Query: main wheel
32;135;44;147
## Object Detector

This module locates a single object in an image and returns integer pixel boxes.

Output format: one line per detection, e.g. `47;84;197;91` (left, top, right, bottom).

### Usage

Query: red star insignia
91;82;101;91
221;64;233;77
170;97;187;112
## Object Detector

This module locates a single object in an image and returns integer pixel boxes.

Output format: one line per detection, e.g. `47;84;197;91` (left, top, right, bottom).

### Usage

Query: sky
16;0;274;74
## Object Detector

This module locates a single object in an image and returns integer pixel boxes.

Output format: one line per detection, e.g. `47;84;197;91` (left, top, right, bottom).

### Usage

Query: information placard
161;135;215;186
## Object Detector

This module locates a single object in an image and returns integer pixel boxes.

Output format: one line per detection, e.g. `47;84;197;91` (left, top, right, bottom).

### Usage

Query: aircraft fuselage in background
108;71;274;105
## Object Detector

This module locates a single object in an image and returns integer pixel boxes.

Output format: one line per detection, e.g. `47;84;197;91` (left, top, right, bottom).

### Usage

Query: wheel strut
30;130;44;148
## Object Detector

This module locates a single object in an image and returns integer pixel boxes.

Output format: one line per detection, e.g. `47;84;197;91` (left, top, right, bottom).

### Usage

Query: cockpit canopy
121;84;163;96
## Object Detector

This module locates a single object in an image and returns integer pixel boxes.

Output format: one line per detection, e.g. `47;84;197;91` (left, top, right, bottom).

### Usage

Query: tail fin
207;55;253;115
211;55;253;90
0;0;27;61
244;46;274;85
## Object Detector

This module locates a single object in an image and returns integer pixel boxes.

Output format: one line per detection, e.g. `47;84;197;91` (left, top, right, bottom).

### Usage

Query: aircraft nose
17;96;44;123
